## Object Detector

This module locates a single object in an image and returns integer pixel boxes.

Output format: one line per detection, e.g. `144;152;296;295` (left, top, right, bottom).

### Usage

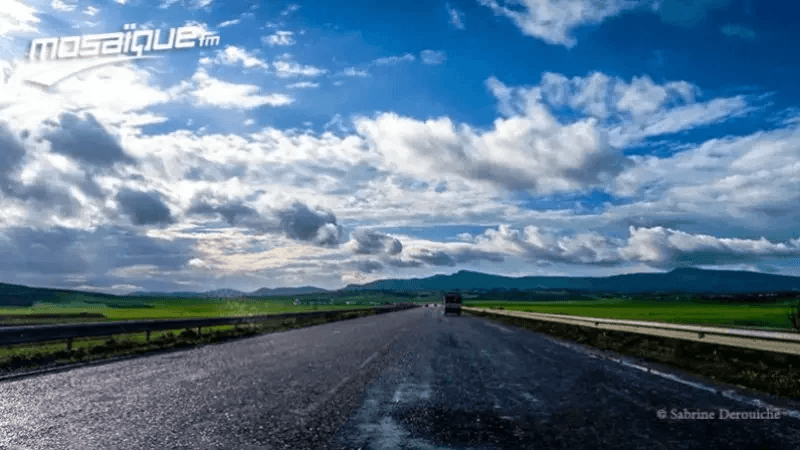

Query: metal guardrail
0;303;419;348
463;307;800;356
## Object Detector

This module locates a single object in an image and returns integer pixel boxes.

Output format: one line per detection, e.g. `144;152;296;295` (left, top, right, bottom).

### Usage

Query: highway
1;306;799;449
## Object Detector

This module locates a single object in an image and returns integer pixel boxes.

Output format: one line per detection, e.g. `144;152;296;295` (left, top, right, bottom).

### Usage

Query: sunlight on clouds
170;68;294;109
478;0;641;47
0;0;40;36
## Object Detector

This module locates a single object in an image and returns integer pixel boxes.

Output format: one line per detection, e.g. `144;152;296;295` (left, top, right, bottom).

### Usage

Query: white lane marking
292;331;405;416
359;352;380;370
545;338;800;421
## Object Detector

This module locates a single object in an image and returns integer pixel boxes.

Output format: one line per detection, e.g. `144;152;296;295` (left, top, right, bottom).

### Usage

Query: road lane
0;310;418;449
1;306;799;449
330;306;800;449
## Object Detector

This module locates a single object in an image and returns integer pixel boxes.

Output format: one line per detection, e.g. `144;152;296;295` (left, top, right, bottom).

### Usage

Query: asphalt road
1;305;799;449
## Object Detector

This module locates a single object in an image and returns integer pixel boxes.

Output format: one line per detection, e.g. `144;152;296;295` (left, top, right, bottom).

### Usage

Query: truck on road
442;292;462;316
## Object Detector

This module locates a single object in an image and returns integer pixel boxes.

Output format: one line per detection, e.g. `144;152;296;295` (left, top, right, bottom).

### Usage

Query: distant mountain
132;286;329;298
343;268;800;294
249;286;329;297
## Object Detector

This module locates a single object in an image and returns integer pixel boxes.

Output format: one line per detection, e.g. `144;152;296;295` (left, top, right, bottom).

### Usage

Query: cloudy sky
0;0;798;294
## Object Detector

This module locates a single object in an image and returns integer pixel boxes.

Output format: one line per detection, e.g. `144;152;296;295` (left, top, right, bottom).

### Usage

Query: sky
0;0;798;294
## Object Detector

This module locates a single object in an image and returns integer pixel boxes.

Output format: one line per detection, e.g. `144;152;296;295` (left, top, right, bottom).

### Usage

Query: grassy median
466;299;799;330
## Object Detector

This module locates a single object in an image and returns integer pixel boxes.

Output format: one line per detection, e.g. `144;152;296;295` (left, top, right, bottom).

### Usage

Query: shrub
790;300;800;331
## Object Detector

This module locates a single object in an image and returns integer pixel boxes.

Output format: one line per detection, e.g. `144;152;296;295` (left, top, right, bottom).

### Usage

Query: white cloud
83;6;100;16
263;31;296;46
446;3;465;29
0;53;795;293
286;81;320;89
373;53;415;65
478;0;640;47
114;0;129;4
218;19;240;28
420;50;446;65
463;224;800;268
171;68;294;109
206;45;269;70
721;23;756;41
0;0;40;36
160;0;213;9
273;60;327;78
281;4;300;16
341;67;370;77
51;0;77;12
497;72;750;148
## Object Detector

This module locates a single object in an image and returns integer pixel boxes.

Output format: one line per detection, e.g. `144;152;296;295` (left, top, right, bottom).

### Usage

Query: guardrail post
146;330;151;342
66;338;73;353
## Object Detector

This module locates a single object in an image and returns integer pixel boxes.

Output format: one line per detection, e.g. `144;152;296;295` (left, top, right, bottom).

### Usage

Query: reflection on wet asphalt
1;306;799;449
329;306;800;450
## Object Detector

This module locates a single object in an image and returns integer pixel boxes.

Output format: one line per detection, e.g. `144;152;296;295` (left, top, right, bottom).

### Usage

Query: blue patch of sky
509;189;634;214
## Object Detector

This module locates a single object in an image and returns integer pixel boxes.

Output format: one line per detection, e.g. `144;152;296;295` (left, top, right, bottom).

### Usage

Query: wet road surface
1;305;799;449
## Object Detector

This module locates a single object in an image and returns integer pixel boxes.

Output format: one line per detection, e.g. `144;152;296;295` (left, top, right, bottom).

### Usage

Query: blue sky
0;0;798;293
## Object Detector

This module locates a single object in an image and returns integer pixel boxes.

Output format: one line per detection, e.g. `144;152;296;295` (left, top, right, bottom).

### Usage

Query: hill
343;268;800;294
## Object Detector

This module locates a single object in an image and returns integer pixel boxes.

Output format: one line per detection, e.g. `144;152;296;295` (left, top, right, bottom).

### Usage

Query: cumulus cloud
263;31;296;46
446;3;465;29
479;0;734;46
277;202;342;246
351;70;748;196
349;229;403;255
374;54;415;65
51;0;77;12
462;224;800;269
492;72;750;148
355;102;627;194
273;60;327;78
420;50;446;65
187;199;260;226
1;0;41;36
171;68;294;109
408;247;505;266
340;67;370;77
621;226;800;268
117;189;174;226
0;226;195;291
0;122;26;193
202;46;269;70
478;0;641;47
41;112;134;167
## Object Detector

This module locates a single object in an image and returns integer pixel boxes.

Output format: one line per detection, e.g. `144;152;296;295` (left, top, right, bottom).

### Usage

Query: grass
0;310;374;374
0;299;378;325
465;299;799;330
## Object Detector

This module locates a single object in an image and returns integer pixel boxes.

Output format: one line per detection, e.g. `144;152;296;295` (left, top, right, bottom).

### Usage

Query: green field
0;292;437;325
465;299;800;330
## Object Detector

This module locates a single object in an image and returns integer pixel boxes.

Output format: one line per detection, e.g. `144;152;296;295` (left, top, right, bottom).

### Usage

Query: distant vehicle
442;292;462;316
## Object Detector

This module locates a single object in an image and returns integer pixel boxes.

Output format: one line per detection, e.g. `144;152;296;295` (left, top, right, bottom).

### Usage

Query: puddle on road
392;382;432;404
353;416;457;450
